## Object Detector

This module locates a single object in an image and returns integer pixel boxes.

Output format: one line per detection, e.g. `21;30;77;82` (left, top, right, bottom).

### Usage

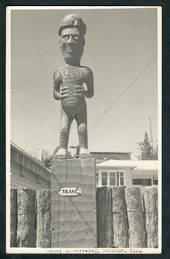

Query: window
119;172;124;186
32;163;36;172
110;172;116;186
132;179;152;186
16;152;19;163
36;175;40;184
11;150;15;161
30;162;34;171
18;153;23;165
100;171;125;186
153;179;158;185
24;158;29;168
34;164;37;171
22;157;25;166
102;172;108;186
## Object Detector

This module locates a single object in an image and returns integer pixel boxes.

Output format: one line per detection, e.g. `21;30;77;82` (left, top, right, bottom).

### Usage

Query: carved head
58;14;86;65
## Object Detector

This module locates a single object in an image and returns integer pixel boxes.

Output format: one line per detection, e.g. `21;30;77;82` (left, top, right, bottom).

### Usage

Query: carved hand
60;85;85;97
73;85;85;96
60;86;69;98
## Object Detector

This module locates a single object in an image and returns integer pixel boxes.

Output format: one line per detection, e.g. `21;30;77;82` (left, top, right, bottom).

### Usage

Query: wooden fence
10;186;158;248
10;189;51;248
97;186;158;248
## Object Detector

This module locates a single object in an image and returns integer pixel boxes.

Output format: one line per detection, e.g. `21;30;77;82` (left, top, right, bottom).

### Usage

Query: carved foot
79;147;91;158
54;148;67;159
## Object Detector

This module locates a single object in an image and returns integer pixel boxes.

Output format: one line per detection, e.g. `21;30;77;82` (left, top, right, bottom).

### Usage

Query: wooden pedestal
51;158;97;248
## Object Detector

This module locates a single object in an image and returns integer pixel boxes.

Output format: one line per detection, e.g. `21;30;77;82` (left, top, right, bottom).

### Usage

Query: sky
9;7;160;159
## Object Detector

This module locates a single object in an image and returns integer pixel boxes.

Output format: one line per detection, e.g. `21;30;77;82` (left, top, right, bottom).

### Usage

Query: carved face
59;27;85;65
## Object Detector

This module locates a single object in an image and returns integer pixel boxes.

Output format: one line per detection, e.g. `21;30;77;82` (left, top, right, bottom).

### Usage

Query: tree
152;142;158;160
137;132;158;160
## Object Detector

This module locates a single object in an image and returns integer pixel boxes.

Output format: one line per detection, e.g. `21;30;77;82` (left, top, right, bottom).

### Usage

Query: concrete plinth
50;158;97;248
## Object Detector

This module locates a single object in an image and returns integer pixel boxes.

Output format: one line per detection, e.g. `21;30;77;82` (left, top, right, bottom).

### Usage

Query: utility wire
89;55;157;131
92;85;154;147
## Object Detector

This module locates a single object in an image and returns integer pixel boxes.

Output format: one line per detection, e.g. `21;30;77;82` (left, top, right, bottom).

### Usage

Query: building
96;160;158;187
90;151;131;164
10;142;158;189
10;142;51;189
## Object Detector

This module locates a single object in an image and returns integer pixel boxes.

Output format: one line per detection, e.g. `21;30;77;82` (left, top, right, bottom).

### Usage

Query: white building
96;160;158;187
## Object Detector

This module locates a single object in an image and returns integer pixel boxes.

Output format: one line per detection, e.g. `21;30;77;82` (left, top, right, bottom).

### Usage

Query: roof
11;141;51;172
90;151;131;161
91;151;131;154
134;161;159;171
97;160;159;170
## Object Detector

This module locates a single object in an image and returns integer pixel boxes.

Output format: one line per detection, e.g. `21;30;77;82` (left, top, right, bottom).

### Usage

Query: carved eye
63;35;69;40
73;35;79;41
62;35;79;42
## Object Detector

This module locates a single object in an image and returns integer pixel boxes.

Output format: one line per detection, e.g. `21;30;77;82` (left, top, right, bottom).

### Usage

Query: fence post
143;186;158;248
96;187;113;247
17;189;36;247
36;189;51;248
125;186;146;248
111;186;129;247
10;189;17;247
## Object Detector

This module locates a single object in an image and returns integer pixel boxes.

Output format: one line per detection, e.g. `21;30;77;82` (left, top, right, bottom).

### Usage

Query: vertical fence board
143;186;158;248
111;186;129;248
17;189;36;247
125;186;146;248
97;187;113;247
79;158;97;247
10;189;17;247
36;189;51;248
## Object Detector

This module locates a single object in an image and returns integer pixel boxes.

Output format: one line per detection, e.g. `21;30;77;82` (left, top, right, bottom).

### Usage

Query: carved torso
54;65;91;110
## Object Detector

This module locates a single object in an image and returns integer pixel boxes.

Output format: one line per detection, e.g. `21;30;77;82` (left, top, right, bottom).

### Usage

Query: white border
6;247;162;254
157;6;162;252
6;6;161;10
6;6;162;254
6;6;11;254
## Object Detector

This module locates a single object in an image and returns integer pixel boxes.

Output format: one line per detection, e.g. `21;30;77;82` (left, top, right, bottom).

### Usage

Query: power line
89;55;157;131
92;85;154;147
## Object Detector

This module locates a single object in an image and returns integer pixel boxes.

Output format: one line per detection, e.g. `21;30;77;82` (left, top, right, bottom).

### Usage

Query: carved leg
77;122;88;148
55;108;72;159
75;104;91;158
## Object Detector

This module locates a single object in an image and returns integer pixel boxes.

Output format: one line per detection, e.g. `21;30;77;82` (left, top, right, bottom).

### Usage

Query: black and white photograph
6;6;162;254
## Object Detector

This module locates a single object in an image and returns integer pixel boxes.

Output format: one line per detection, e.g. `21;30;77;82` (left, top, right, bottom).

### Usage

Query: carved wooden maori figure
53;14;94;159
